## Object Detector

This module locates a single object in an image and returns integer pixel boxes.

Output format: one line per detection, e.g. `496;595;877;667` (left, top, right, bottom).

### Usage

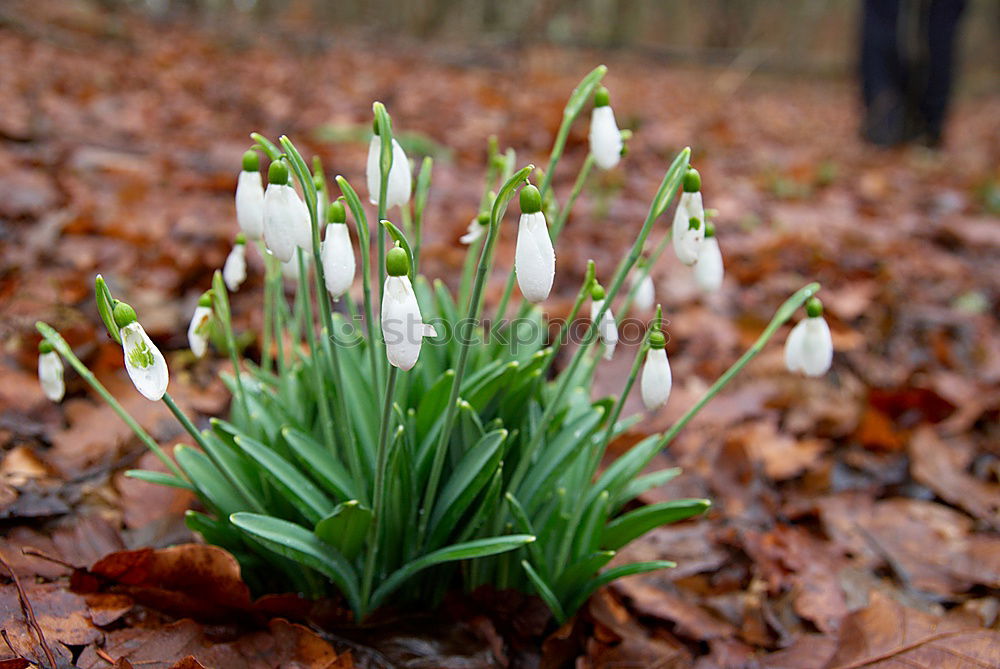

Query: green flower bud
476;212;490;226
594;86;611;108
268;160;289;185
590;283;606;301
198;292;212;308
386;245;410;277
38;340;54;354
113;302;138;329
242;150;260;172
705;222;716;238
683;167;701;193
327;199;346;224
520;184;542;214
648;330;666;350
234;232;247;245
805;297;823;318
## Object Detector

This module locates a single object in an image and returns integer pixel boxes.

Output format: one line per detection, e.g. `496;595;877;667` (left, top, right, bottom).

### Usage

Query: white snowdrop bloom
291;190;313;251
514;185;555;303
631;272;655;312
590;290;618;360
187;296;212;359
672;191;705;266
641;333;672;410
693;227;723;293
115;304;168;401
321;222;355;300
460;214;488;245
223;237;247;292
235;150;264;240
38;343;64;402
366;134;412;209
589;86;623;170
262;161;303;263
381;247;436;371
784;299;833;377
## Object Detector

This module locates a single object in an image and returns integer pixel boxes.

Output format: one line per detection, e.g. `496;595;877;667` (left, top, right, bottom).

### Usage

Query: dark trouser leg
861;0;908;146
919;0;967;144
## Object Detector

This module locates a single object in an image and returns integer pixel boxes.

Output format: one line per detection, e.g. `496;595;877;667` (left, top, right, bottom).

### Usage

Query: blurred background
1;0;999;666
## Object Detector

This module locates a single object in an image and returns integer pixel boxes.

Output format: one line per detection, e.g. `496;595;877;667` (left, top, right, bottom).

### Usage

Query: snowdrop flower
784;298;833;377
590;284;618;360
672;168;705;266
263;160;309;262
115;302;168;401
320;200;355;300
693;222;724;293
514;184;555;303
631;265;655;312
38;340;64;402
281;253;307;282
187;293;213;359
460;212;490;245
235;150;264;240
381;245;436;371
641;329;672;410
223;234;247;292
366;127;411;209
589;86;623;170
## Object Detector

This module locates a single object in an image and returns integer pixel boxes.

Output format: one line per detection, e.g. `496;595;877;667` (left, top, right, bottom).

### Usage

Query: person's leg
919;0;967;145
861;0;908;146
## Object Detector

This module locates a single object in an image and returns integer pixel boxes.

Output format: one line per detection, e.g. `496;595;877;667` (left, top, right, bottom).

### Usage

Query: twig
19;548;78;571
0;552;57;669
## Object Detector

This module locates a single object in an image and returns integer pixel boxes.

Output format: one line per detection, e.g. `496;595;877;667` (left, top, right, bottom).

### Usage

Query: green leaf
201;430;266;513
572;490;609;562
518;407;605;507
602;499;711;551
650;147;691;220
414;156;433;222
230;512;361;618
373;102;394;198
185;510;242;548
521;560;567;623
588;434;662;508
567;560;676;614
174;445;245;518
282;426;362;502
314;500;372;562
415;370;455;440
368;535;534;614
124;470;194;490
504;492;547;577
382;220;414;281
614;468;682;511
250;132;282;161
335;176;370;249
555;551;615;598
94;275;121;343
563;64;607;121
234;434;333;525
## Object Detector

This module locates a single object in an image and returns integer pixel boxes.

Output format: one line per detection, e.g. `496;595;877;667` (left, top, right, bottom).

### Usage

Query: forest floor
1;2;999;667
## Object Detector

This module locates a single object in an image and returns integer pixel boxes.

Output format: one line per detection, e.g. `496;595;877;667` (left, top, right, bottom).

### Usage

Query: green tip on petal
519;184;542;214
327;199;346;223
38;340;54;354
268;160;289;185
234;232;247;245
198;292;212;307
242;149;259;172
113;302;138;329
683;168;701;193
705;222;715;238
594;86;611;108
386;245;410;277
805;297;823;318
590;284;606;301
688;216;701;230
648;330;666;350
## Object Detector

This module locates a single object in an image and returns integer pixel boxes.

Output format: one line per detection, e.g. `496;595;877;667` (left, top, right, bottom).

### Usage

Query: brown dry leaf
909;426;1000;529
823;591;1000;668
584;589;691;668
732;418;829;481
612;575;737;641
0;581;101;666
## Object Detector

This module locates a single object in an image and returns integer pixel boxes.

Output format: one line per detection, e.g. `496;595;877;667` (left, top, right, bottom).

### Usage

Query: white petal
381;275;428;370
281;254;307;282
589;106;623;170
38;351;65;402
263;184;300;262
187;305;212;358
515;212;555;303
783;319;809;373
632;274;655;312
800;317;833;377
235;170;264;239
120;322;168;401
641;348;672;410
694;237;724;293
223;243;247;292
460;218;484;245
366;135;381;206
591;299;618;360
321;223;356;299
292;192;313;251
386;138;412;208
672;192;704;265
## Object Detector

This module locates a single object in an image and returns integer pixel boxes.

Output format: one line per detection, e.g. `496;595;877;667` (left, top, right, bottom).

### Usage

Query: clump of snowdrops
36;66;832;623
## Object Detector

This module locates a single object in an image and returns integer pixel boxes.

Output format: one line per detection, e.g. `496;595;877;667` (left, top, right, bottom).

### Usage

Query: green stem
362;364;398;611
259;243;274;374
36;322;186;481
211;270;249;420
617;232;671;322
295;249;336;450
550;153;594;240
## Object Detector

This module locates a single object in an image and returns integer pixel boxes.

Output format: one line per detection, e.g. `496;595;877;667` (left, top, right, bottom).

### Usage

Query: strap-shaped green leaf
314;500;372;562
602;499;711;551
563;64;607;121
282;426;363;502
124;470;193;491
174;445;245;518
94;275;121;343
234;434;333;525
381;219;415;280
518;407;605;507
650;147;691;220
521;560;567;624
613;468;682;511
230;512;361;618
566;560;676;614
555;550;615;599
249;132;282;161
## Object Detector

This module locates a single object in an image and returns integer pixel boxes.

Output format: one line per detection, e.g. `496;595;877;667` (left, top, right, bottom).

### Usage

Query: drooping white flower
631;272;655;312
223;236;247;292
381;246;436;371
263;161;306;263
321;221;355;300
784;299;833;377
514;185;555;304
590;289;618;360
187;295;212;359
291;190;313;251
641;334;672;410
235;150;264;240
589;86;623;170
38;343;64;402
460;214;488;245
672;192;705;266
115;303;168;401
693;227;723;293
366;134;411;209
